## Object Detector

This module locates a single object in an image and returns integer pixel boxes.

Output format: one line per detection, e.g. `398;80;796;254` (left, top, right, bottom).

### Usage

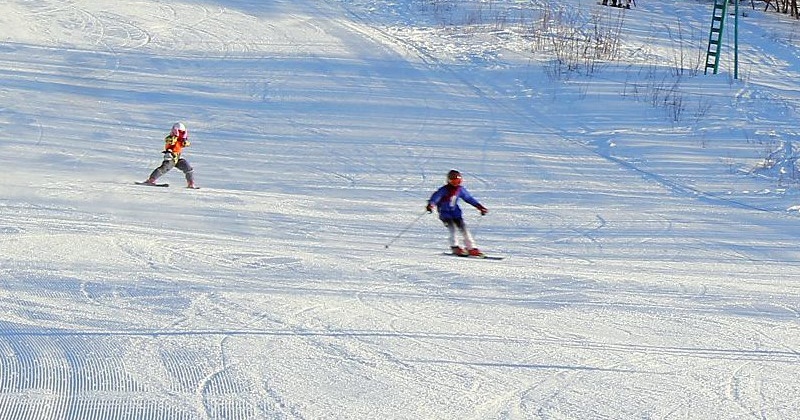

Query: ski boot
451;246;468;256
468;248;485;257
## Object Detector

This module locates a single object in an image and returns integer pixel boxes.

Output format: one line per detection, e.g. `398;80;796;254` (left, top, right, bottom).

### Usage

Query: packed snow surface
1;0;799;418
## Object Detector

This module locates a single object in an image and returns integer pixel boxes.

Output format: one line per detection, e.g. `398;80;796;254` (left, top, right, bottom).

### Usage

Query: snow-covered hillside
1;0;799;418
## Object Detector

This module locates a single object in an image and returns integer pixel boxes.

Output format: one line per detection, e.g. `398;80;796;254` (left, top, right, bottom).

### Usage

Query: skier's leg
148;159;176;181
454;219;477;250
176;159;195;186
443;220;459;248
443;220;468;255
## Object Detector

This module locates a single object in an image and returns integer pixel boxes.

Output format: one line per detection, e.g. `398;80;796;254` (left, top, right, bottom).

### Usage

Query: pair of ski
135;181;199;189
444;252;503;260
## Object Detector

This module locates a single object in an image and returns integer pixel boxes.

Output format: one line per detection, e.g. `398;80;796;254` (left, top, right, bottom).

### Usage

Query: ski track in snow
1;0;800;418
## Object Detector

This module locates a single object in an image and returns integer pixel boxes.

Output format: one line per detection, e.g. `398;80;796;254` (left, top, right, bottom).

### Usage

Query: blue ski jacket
428;184;483;221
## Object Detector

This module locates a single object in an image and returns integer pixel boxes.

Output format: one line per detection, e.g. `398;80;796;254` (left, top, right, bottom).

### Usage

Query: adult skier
141;122;197;188
426;169;488;257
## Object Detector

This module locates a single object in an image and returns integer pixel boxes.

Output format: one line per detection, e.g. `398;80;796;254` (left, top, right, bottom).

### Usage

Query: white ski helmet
171;122;187;138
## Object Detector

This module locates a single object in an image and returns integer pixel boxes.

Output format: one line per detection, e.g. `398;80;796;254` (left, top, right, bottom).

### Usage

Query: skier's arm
427;187;445;212
164;135;190;148
460;188;488;215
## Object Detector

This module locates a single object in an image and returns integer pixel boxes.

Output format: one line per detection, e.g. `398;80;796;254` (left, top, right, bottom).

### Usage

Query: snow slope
1;0;799;418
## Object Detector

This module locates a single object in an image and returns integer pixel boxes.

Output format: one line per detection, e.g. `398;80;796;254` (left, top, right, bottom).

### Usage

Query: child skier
142;122;197;188
426;169;488;257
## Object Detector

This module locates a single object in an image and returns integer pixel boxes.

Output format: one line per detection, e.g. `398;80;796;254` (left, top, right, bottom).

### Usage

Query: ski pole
384;210;428;249
471;212;485;236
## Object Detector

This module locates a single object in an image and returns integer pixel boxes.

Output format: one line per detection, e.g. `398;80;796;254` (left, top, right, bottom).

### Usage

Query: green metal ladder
704;0;728;74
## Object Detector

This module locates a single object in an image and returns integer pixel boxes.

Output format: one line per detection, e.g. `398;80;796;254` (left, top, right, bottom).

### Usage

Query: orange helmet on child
447;169;462;186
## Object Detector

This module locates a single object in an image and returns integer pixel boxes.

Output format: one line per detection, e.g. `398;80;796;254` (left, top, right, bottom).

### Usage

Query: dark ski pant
149;157;194;185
